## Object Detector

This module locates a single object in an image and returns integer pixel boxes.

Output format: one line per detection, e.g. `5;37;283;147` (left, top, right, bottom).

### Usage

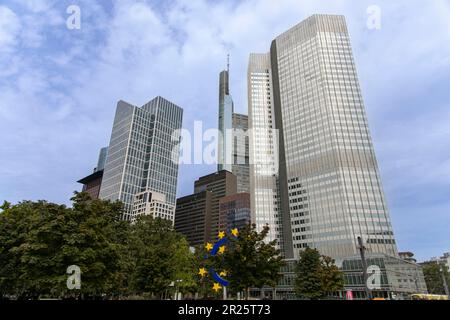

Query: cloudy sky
0;0;449;261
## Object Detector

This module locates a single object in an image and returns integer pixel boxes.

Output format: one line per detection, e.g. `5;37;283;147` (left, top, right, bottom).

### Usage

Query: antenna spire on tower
227;54;230;73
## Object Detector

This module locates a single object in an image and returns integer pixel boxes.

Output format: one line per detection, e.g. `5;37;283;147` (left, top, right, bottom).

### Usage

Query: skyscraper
217;58;250;192
232;113;250;193
96;147;108;172
194;170;237;241
77;146;108;200
99;96;183;221
175;191;213;246
218;67;234;172
248;53;284;251
249;14;398;261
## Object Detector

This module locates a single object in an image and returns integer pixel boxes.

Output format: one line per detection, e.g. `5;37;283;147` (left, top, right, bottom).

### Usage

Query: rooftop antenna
227;54;230;73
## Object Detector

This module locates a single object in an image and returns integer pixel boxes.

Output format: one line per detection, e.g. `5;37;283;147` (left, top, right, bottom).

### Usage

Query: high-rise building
218;67;234;172
77;146;108;200
249;14;398;261
174;191;213;246
217;60;250;194
132;189;176;224
232;113;250;193
96;147;108;172
99;96;183;221
219;192;251;232
194;170;237;241
248;52;284;251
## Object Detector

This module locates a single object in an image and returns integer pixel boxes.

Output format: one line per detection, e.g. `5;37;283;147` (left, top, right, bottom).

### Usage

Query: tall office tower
194;170;237;240
248;53;285;252
219;192;251;232
96;147;108;171
174;191;213;246
249;15;398;261
77;146;108;200
99;96;183;221
218;67;234;172
232;113;250;193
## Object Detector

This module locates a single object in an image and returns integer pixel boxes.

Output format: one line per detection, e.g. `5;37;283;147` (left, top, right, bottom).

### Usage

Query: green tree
294;247;344;299
222;224;285;299
0;192;128;299
127;215;195;299
320;255;344;296
294;247;323;299
422;262;450;295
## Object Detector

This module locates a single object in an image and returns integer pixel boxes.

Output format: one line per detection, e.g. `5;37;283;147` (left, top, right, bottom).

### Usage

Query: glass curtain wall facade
249;14;398;261
99;96;183;220
248;53;285;252
232;113;250;193
218;70;234;172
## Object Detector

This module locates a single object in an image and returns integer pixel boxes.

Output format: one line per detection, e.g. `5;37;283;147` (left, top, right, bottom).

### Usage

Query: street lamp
175;279;183;300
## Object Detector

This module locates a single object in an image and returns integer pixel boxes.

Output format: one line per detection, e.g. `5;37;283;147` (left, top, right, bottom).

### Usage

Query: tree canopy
0;192;195;299
294;247;344;299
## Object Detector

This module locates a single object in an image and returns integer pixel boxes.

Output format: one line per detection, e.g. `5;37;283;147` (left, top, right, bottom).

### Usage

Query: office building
217;61;250;194
218;66;234;172
248;13;427;299
77;146;108;200
219;192;251;232
232;113;250;193
174;191;213;246
249;14;398;260
248;52;284;251
194;170;237;241
132;189;175;224
99;96;183;220
96;147;108;172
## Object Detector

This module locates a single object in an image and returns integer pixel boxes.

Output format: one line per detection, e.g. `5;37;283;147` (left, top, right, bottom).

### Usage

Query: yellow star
198;267;207;277
218;231;225;239
205;242;213;251
219;270;227;277
231;228;239;237
218;245;226;254
212;282;222;292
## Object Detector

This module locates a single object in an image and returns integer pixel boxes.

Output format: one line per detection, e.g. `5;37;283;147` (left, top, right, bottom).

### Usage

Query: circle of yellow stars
199;228;239;292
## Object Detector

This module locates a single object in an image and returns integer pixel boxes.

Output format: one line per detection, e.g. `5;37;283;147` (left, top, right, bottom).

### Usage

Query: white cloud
0;6;21;52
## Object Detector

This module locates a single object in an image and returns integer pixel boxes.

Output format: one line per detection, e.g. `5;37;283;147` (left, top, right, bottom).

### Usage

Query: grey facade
232;113;250;193
175;191;213;246
194;170;237;241
99;96;183;220
249;15;398;261
96;147;108;172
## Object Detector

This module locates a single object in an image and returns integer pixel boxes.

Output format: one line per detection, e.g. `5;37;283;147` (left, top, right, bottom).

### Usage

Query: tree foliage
127;215;196;298
0;193;196;299
294;247;344;299
422;261;450;295
221;224;285;299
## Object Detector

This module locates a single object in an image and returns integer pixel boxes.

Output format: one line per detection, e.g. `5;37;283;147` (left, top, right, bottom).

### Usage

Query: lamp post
175;279;183;300
436;261;449;298
357;236;372;300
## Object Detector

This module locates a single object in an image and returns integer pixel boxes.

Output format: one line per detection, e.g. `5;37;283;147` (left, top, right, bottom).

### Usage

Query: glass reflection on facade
99;96;183;220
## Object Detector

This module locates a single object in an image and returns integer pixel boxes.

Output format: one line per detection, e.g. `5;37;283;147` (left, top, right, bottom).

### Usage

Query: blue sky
0;0;449;262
